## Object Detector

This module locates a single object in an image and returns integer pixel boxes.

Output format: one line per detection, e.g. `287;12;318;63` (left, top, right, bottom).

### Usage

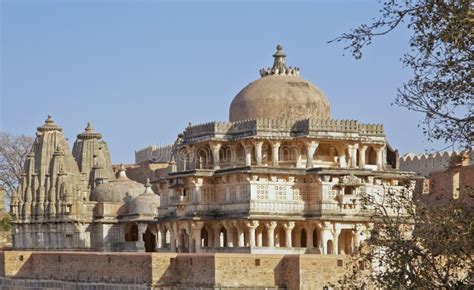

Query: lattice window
240;185;250;201
229;186;237;202
275;185;286;200
201;186;214;203
106;225;122;242
292;187;303;201
256;184;268;200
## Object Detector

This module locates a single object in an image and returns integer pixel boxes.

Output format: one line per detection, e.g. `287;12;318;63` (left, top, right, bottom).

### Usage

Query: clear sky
1;0;446;164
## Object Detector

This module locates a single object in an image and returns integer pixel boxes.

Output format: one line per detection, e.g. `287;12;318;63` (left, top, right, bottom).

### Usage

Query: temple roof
229;45;331;122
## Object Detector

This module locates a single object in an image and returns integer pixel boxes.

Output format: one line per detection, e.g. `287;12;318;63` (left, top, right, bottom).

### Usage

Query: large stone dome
229;45;331;122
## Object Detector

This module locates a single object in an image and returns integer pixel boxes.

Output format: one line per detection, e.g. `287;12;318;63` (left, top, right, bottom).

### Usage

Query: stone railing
182;118;385;143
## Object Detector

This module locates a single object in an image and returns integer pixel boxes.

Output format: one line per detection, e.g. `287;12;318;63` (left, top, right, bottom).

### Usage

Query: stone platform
0;251;347;289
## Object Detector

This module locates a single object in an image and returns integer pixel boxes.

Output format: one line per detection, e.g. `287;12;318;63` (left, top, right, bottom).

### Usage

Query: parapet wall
399;151;472;177
135;145;173;164
0;251;347;289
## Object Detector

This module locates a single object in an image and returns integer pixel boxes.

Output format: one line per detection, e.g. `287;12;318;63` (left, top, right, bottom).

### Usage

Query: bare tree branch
0;132;34;204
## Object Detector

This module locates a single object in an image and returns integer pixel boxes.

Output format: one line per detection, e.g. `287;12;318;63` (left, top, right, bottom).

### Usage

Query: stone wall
0;251;347;289
426;164;474;206
0;231;11;250
399;151;472;177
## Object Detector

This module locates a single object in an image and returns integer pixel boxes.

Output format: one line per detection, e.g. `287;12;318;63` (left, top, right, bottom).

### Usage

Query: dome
229;45;331;122
90;165;145;203
129;179;160;216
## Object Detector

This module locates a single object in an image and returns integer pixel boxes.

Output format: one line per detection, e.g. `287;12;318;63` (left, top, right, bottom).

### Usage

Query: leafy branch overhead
329;0;473;149
338;183;473;288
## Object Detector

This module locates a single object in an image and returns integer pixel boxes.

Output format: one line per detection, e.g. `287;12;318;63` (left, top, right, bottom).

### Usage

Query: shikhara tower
11;45;412;254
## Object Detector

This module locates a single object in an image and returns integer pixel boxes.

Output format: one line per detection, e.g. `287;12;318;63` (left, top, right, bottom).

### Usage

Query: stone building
9;118;155;251
10;45;414;255
400;150;473;207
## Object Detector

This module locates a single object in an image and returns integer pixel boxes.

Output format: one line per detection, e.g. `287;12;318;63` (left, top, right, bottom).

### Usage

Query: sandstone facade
0;250;347;289
9;46;415;260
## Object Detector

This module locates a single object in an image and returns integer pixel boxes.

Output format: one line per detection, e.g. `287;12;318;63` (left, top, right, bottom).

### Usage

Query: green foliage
330;0;473;149
0;214;11;231
338;184;474;288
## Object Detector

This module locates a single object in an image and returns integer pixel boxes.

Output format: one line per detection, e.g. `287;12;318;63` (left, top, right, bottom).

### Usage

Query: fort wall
0;251;347;289
399;151;472;177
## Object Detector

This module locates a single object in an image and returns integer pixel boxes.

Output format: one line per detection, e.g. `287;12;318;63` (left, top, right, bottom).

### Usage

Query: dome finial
144;178;154;194
85;121;93;131
259;44;300;78
117;163;129;180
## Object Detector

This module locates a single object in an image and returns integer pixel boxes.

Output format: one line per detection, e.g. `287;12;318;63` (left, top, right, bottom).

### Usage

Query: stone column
162;225;169;249
207;226;214;248
246;221;259;248
188;146;196;171
137;223;147;251
213;224;221;248
210;143;222;170
265;221;277;247
305;224;314;249
306;141;319;168
256;229;263;247
320;222;330;255
223;221;234;247
242;142;252;166
191;221;203;253
376;146;385;170
234;222;245;247
254;141;264;166
229;145;237;168
349;144;358;168
170;222;177;252
156;227;163;249
283;222;295;248
333;227;341;255
193;233;201;253
271;142;280;167
359;145;367;168
353;225;361;249
338;146;347;168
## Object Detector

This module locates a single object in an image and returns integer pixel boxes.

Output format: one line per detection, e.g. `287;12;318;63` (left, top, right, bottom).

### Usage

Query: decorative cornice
182;118;385;143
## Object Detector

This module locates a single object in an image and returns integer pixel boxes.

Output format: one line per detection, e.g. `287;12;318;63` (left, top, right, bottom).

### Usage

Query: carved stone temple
10;45;413;254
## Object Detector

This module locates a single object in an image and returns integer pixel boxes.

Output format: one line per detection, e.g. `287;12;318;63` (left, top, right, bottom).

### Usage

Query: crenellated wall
399;151;472;177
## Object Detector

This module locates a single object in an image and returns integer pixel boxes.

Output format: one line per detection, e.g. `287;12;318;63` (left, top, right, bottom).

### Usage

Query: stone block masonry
0;251;347;289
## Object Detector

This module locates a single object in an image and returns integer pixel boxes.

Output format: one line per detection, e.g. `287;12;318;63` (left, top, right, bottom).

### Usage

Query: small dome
90;165;144;203
229;45;331;122
129;179;160;216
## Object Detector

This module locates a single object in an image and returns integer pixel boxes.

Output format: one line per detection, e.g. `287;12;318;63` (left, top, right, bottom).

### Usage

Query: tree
0;132;34;204
329;0;473;150
337;182;473;288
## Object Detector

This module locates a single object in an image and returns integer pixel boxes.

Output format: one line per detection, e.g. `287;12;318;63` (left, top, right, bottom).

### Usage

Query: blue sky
1;0;446;163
